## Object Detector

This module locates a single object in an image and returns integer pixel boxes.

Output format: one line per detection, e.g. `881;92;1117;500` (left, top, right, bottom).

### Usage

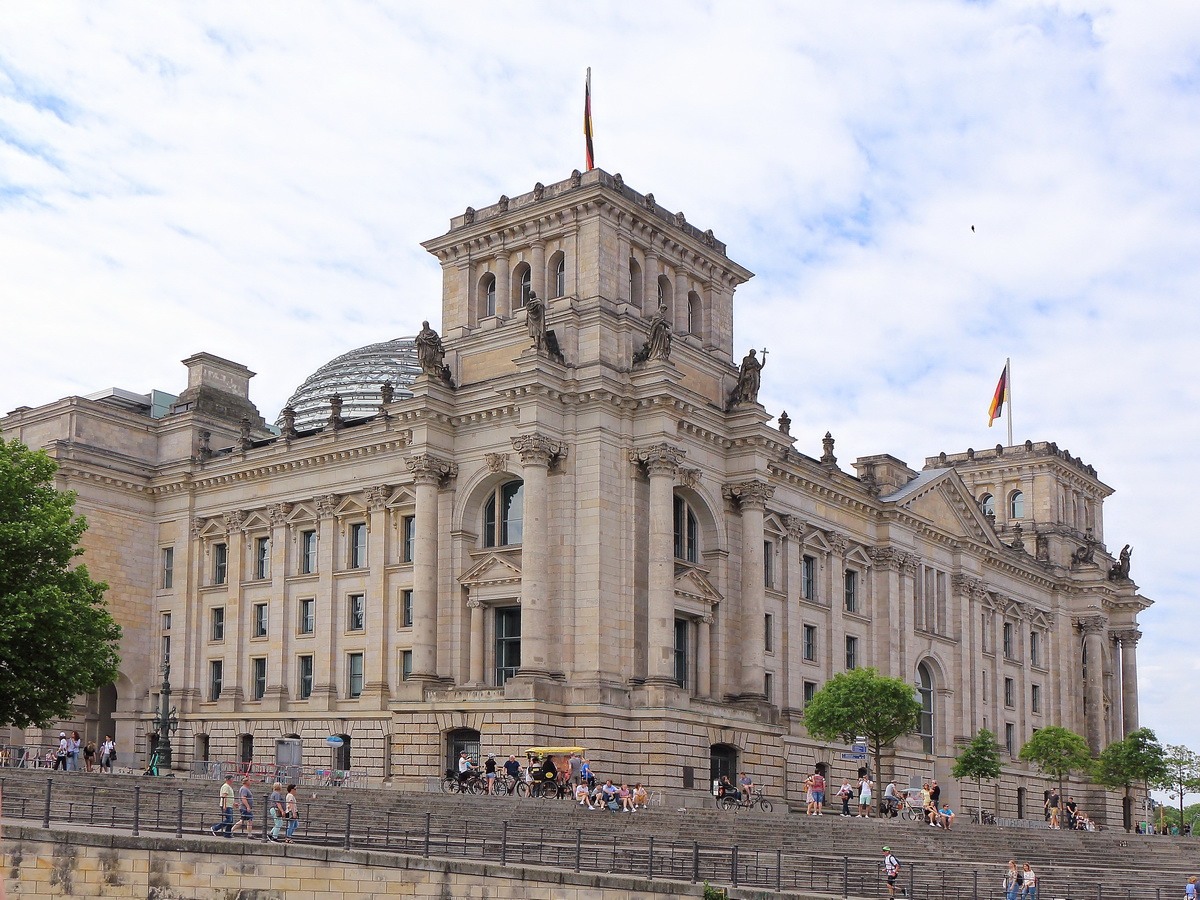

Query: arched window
917;662;934;754
480;273;497;318
686;291;702;335
446;728;481;773
1009;490;1024;519
333;734;351;771
657;274;672;310
195;733;210;763
239;734;254;765
513;263;532;308
550;252;566;298
483;480;524;547
980;493;995;517
628;257;643;308
709;743;738;786
673;494;698;563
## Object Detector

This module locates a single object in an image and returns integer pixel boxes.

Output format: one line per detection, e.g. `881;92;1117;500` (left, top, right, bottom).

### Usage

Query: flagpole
1006;357;1013;447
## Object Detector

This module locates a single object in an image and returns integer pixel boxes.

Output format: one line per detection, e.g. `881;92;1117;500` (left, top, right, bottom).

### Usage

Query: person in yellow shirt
209;775;236;837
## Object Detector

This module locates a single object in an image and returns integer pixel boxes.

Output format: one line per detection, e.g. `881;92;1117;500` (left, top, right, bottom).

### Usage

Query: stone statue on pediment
415;320;455;388
633;302;672;366
1108;544;1132;581
727;348;765;409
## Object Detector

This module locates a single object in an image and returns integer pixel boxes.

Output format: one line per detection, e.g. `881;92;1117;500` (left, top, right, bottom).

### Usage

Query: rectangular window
1031;683;1041;713
845;635;859;670
347;652;364;698
802;624;817;661
401;515;416;563
844;569;858;612
495;606;521;685
161;547;174;589
213;543;228;585
252;657;267;701
803;680;818;707
674;618;689;688
1004;676;1015;707
1005;723;1015;755
254;536;270;580
161;634;171;665
982;672;988;702
764;613;774;653
763;672;773;702
1030;630;1041;667
401;589;413;628
298;655;314;700
209;660;223;700
252;602;268;638
763;540;774;588
349;523;367;568
348;594;365;632
981;612;989;652
802;555;817;601
210;606;225;642
300;530;317;575
161;611;172;631
1003;621;1014;658
298;598;315;635
401;649;413;681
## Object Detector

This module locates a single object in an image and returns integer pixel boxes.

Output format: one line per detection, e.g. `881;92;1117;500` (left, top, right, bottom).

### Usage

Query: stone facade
0;169;1150;820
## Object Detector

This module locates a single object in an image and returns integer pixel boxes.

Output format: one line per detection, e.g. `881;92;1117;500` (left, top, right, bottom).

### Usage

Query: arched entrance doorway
445;728;480;773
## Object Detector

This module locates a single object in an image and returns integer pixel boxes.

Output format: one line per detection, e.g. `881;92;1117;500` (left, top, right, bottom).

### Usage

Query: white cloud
2;0;1199;752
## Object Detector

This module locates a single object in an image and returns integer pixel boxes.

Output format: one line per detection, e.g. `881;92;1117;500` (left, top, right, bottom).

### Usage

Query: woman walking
284;784;300;842
1004;860;1020;900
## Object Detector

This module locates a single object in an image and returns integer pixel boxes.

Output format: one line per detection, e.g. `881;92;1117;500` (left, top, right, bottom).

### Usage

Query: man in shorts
810;768;826;815
235;777;255;837
883;846;906;897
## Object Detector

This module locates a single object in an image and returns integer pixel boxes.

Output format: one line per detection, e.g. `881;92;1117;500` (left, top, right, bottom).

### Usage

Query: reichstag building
1;169;1150;821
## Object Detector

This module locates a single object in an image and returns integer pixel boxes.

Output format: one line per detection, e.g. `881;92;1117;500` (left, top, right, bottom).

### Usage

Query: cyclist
457;751;478;786
738;772;755;806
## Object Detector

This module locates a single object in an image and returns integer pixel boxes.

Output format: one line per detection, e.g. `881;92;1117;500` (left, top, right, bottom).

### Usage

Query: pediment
386;486;416;508
459;552;523;588
285;502;317;524
674;565;723;603
333;496;367;517
884;469;1001;547
197;518;227;538
845;545;873;568
240;510;271;531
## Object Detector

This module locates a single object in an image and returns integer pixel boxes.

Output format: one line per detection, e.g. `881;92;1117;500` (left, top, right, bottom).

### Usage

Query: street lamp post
149;657;179;773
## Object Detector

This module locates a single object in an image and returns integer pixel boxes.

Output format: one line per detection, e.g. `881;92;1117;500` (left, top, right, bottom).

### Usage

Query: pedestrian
837;778;853;816
929;779;941;808
484;754;498;795
1064;796;1078;830
811;767;826;815
1045;789;1060;829
53;733;69;771
267;781;286;842
284;784;299;842
1020;864;1037;900
83;740;96;772
504;754;522;791
235;777;255;837
580;755;594;789
804;772;816;815
1004;860;1020;900
569;752;582;786
68;732;81;771
858;774;873;817
883;780;900;817
882;846;906;897
209;775;236;837
1186;875;1197;900
99;735;116;772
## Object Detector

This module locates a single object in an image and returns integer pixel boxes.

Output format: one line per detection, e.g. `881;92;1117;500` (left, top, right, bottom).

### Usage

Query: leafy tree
1095;727;1168;831
1018;726;1093;800
1152;744;1200;834
803;667;923;787
952;728;1002;823
0;435;121;727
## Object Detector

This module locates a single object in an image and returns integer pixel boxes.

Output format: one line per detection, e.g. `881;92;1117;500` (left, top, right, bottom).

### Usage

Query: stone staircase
0;769;1191;898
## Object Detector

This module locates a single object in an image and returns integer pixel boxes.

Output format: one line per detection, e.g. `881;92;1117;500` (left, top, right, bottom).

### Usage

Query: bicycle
719;789;773;813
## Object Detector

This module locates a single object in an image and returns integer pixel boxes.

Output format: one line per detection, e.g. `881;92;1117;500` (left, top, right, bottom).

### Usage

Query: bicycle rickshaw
518;745;585;799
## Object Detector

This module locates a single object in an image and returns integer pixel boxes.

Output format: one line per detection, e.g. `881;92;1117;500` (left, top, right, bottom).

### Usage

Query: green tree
1152;744;1200;834
0;435;121;727
803;667;922;788
952;728;1002;823
1018;726;1093;801
1095;727;1168;831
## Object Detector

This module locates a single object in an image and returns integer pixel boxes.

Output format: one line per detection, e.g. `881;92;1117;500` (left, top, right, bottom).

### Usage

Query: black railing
0;777;1180;900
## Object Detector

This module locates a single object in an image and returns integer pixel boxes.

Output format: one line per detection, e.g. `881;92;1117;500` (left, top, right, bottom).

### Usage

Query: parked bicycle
719;788;773;813
440;769;485;794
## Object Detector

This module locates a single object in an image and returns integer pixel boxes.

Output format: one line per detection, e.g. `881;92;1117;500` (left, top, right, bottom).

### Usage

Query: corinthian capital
631;442;686;477
722;480;775;511
363;485;391;510
1111;628;1141;645
406;454;456;486
266;502;293;525
867;546;906;570
222;511;244;533
511;434;567;467
1073;614;1107;636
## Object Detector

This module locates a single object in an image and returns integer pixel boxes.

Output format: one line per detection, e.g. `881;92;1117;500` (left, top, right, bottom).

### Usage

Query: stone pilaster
309;494;339;709
724;479;775;700
362;484;391;701
466;598;486;686
264;502;291;711
632;442;687;685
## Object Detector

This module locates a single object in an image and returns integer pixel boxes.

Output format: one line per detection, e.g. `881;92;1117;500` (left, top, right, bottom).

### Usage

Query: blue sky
2;1;1199;765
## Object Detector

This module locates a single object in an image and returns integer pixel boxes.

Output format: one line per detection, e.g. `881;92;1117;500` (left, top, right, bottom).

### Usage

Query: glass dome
276;337;419;432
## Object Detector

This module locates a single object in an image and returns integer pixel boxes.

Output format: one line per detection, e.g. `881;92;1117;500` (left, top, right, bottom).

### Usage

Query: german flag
584;68;595;172
987;363;1009;427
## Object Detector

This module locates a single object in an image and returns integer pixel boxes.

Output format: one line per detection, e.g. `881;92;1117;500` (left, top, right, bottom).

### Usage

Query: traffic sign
840;752;867;760
325;736;345;747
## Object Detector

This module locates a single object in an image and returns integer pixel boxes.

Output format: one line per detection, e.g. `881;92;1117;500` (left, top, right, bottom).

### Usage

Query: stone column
644;249;659;312
512;434;565;678
724;480;776;700
633;443;686;685
1076;615;1108;754
697;614;713;699
363;484;391;700
531;241;546;300
406;455;455;683
467;598;486;686
1114;629;1141;734
495;253;511;316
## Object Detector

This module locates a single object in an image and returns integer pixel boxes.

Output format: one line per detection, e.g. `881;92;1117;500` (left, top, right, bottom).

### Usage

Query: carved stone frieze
511;434;567;467
677;468;702;490
722;480;776;511
484;452;510;474
631;442;686;477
